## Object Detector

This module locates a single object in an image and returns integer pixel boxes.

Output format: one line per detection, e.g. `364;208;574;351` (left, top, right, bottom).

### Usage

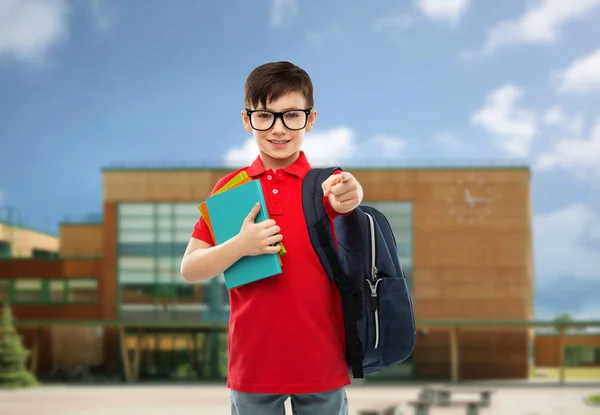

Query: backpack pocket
377;276;416;350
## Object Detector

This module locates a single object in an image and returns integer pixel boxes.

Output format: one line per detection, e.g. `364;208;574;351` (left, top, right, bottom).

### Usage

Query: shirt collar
246;151;311;179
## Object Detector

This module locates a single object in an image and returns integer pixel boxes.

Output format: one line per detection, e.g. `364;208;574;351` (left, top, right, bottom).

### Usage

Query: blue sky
1;0;600;320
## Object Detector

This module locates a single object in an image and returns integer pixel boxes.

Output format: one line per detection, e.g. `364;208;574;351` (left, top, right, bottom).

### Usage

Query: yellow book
213;171;249;195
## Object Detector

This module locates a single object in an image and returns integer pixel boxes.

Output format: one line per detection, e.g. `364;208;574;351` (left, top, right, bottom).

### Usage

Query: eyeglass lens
250;111;307;130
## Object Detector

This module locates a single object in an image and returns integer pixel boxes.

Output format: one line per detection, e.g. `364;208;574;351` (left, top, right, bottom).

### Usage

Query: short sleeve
191;216;214;246
190;176;231;246
324;169;354;220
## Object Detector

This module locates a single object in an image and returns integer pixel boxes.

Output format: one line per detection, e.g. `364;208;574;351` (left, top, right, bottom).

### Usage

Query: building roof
59;221;103;226
0;221;59;238
102;161;530;172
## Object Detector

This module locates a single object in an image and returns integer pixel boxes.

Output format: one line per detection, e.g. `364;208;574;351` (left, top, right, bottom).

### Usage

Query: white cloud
89;0;117;33
534;203;600;282
462;0;600;58
415;0;470;25
543;105;584;135
535;118;600;182
224;128;408;167
543;105;565;125
433;131;465;149
471;84;537;157
224;127;356;167
300;127;357;166
368;133;408;159
555;48;600;95
269;0;297;27
224;139;260;167
374;14;414;31
575;302;600;321
0;0;70;66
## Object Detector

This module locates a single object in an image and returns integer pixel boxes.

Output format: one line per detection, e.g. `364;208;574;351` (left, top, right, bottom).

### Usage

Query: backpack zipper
365;212;381;349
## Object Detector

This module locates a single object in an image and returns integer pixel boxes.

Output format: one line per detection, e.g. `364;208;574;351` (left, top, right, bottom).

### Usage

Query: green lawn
586;394;600;405
531;367;600;380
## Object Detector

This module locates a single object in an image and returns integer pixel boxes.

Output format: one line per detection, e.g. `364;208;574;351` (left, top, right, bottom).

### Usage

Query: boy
181;61;364;415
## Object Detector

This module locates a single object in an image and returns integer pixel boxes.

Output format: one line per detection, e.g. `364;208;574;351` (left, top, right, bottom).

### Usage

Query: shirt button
267;175;272;180
272;189;278;194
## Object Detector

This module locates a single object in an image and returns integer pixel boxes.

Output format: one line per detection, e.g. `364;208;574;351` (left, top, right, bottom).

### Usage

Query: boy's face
242;91;316;168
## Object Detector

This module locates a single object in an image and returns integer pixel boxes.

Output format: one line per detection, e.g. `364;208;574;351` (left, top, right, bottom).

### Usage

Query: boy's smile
242;91;316;170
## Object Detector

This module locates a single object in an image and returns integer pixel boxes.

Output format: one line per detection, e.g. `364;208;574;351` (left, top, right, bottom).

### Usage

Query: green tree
553;312;586;333
0;302;39;388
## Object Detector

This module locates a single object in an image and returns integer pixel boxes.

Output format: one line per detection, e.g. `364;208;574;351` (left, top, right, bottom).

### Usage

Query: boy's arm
180;236;246;283
180;176;246;283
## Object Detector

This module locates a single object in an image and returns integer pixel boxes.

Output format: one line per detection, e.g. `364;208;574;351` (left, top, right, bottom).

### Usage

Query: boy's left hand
322;171;363;214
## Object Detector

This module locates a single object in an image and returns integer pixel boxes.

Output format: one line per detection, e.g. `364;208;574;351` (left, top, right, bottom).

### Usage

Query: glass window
154;283;175;301
157;269;176;284
119;304;159;322
174;215;199;230
156;216;173;230
156;203;172;216
157;231;175;243
32;249;59;259
119;269;155;284
174;229;193;243
157;257;179;274
119;243;153;256
393;232;412;245
118;216;155;231
121;283;156;304
119;256;154;271
14;279;43;303
0;280;9;302
118;203;155;216
157;243;187;256
171;303;207;322
118;242;188;257
0;241;11;258
174;203;200;216
119;230;156;243
49;280;66;302
67;279;97;303
396;242;412;257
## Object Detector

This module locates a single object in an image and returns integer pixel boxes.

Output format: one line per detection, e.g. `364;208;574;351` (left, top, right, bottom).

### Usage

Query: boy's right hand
235;203;283;256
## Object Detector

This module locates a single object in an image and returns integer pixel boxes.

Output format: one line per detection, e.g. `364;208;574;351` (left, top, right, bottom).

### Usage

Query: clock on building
446;173;493;225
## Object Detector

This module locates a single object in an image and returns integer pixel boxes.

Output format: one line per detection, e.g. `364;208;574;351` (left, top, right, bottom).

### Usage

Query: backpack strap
302;167;365;379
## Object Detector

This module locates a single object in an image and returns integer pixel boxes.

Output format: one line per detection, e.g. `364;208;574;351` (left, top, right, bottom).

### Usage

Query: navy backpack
302;167;416;378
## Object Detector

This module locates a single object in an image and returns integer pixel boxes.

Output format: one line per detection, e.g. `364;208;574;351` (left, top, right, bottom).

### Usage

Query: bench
419;387;494;407
408;398;483;415
406;400;430;415
357;404;399;415
450;399;485;415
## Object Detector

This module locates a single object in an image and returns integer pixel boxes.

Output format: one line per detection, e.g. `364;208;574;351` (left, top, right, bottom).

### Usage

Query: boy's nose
272;116;286;134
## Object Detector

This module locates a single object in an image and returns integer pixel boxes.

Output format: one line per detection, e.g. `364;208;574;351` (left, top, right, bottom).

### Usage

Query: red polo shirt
191;151;350;394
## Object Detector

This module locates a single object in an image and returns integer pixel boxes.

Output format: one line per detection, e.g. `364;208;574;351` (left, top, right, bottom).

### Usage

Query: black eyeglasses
245;108;312;131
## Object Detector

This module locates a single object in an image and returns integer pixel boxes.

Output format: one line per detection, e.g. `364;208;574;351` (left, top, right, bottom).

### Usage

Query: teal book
204;179;282;289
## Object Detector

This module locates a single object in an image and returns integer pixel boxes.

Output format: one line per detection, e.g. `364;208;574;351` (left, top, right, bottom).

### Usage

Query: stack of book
198;171;286;289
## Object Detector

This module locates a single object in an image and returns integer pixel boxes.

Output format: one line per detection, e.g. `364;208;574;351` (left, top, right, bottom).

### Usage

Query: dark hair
244;61;314;109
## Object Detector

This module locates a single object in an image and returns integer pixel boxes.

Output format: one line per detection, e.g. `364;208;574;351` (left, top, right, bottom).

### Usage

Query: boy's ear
305;109;317;132
241;110;252;133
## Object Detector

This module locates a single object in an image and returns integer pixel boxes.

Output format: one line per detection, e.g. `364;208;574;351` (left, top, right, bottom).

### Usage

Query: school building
0;164;544;382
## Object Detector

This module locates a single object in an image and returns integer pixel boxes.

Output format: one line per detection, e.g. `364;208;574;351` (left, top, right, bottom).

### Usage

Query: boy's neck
259;151;300;172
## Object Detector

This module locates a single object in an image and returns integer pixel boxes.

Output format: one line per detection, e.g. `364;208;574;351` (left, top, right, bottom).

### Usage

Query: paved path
0;384;598;414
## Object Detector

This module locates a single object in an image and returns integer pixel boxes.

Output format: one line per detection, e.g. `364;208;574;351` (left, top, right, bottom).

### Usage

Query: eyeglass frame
244;108;313;131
